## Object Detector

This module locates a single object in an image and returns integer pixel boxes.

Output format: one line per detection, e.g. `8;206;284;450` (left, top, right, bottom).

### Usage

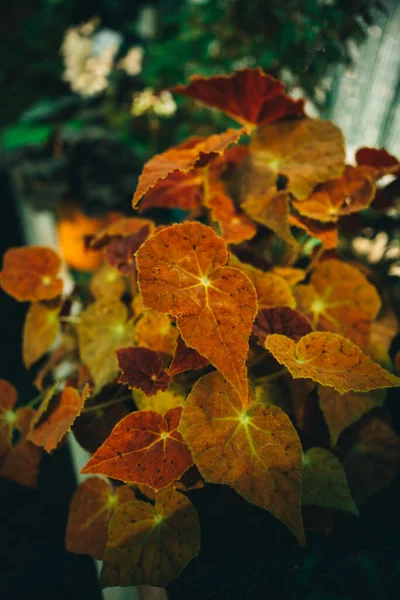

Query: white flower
117;46;144;76
153;91;177;117
131;89;177;118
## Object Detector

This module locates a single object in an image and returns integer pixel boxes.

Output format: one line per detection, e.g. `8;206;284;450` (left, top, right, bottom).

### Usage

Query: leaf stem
26;393;43;408
255;368;287;384
82;395;133;414
306;244;325;273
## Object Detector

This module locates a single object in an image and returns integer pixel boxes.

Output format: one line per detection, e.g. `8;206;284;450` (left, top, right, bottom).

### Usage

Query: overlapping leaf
73;400;130;454
343;417;400;504
253;307;312;346
27;385;90;452
241;188;297;246
82;407;193;490
132;129;246;208
0;246;63;302
66;477;135;560
179;371;305;544
206;189;257;245
90;264;125;301
292;166;376;222
168;335;209;377
23;301;60;368
295;259;381;347
266;332;400;394
271;267;306;287
135;312;179;356
101;488;200;587
136;222;257;401
172;68;305;128
133;387;185;414
289;213;338;249
78;300;135;391
139;170;204;212
302;447;358;515
117;347;171;396
356;147;400;178
88;217;155;249
250;118;345;200
319;386;385;446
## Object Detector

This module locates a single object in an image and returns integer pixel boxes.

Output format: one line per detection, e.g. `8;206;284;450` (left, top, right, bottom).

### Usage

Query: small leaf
117;347;171;396
133;387;185;414
135;312;179;356
0;246;63;302
82;407;193;491
23;301;60;368
179;371;305;544
356;147;400;178
302;447;359;516
206;188;257;245
90;264;126;301
66;477;135;560
168;335;209;377
266;332;400;394
253;307;312;346
101;488;200;587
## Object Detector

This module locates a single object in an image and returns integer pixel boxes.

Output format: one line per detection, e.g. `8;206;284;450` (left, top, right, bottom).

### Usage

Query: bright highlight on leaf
117;347;171;396
265;332;400;394
179;371;305;544
66;477;135;560
136;222;257;402
23;301;60;368
101;488;200;587
302;447;359;516
82;407;193;491
172;68;305;128
0;246;63;302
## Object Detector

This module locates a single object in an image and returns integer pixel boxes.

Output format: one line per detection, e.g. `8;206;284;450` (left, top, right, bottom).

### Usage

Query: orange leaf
22;301;60;368
168;335;209;377
90;264;126;301
251;118;345;200
319;386;385;446
271;267;306;287
172;68;305;128
101;488;200;587
356;147;400;178
77;300;135;391
230;255;295;309
136;222;257;402
253;307;312;346
27;385;90;453
179;371;305;544
132;128;245;208
289;213;338;249
292;166;376;222
0;246;63;302
82;407;193;491
66;477;135;560
265;332;400;394
207;189;257;245
241;188;298;246
343;417;400;504
135;311;179;356
295;259;381;347
117;347;172;396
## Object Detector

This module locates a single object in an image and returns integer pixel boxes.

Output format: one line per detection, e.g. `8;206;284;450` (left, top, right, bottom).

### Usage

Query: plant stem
255;368;287;384
306;244;325;273
82;395;133;414
26;393;43;408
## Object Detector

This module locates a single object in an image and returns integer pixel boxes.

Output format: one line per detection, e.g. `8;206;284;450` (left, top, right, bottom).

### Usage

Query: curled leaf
82;407;193;491
117;347;171;396
253;307;312;346
265;332;400;394
136;222;257;402
101;488;200;587
179;371;305;544
0;246;63;302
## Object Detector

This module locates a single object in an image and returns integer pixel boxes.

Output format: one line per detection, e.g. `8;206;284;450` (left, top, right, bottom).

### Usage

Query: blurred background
0;1;399;599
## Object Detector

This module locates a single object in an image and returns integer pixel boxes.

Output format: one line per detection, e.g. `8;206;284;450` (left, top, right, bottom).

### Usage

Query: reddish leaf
88;217;154;250
117;347;171;396
172;68;305;128
27;385;90;453
105;231;149;275
82;407;193;491
356;147;400;178
253;307;312;346
0;246;63;302
266;332;400;395
66;477;135;560
132;129;246;208
168;335;209;377
136;222;257;402
101;488;200;587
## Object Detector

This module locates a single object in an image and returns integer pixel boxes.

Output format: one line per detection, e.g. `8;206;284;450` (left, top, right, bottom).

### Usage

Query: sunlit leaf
302;447;358;516
133;387;185;414
135;312;179;356
101;488;200;587
27;385;90;453
172;68;304;128
78;300;135;391
179;371;305;544
132;129;246;208
136;222;257;402
90;264;126;301
253;307;312;346
82;407;193;491
295;259;381;347
23;301;60;368
117;347;171;396
168;335;209;377
66;477;135;560
0;246;63;302
292;166;376;222
241;188;297;246
266;332;400;394
319;386;386;446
